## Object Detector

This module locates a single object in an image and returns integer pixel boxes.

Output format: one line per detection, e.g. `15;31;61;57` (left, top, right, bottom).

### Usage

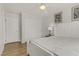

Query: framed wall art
54;12;62;23
72;5;79;21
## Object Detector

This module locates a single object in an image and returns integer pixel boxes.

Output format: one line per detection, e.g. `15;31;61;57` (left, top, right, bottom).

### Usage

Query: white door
5;12;20;43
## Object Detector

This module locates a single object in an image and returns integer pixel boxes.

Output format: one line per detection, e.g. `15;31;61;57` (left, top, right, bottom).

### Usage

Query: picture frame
54;12;62;23
72;5;79;21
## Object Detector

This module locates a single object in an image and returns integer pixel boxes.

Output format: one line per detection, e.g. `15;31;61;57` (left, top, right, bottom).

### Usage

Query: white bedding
30;36;79;56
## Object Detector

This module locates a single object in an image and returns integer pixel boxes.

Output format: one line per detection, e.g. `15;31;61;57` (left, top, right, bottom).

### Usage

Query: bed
28;36;79;56
28;21;79;56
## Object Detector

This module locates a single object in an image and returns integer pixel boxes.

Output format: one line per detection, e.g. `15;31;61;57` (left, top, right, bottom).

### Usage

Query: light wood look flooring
2;42;27;56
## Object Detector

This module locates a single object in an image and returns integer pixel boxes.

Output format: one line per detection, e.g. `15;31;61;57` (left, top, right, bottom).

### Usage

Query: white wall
56;21;79;38
22;12;42;43
40;3;75;36
39;3;79;38
0;4;5;55
52;4;79;38
41;13;49;37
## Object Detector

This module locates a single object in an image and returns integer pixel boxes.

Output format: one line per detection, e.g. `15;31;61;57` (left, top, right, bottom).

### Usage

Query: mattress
30;36;79;56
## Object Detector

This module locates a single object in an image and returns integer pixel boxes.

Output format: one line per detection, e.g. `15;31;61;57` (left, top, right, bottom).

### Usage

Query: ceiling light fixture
40;3;46;10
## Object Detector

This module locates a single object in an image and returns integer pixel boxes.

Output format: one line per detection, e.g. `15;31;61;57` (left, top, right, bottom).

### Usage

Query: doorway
5;12;20;43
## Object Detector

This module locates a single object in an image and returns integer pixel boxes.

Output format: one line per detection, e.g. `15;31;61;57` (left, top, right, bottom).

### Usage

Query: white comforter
31;36;79;56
